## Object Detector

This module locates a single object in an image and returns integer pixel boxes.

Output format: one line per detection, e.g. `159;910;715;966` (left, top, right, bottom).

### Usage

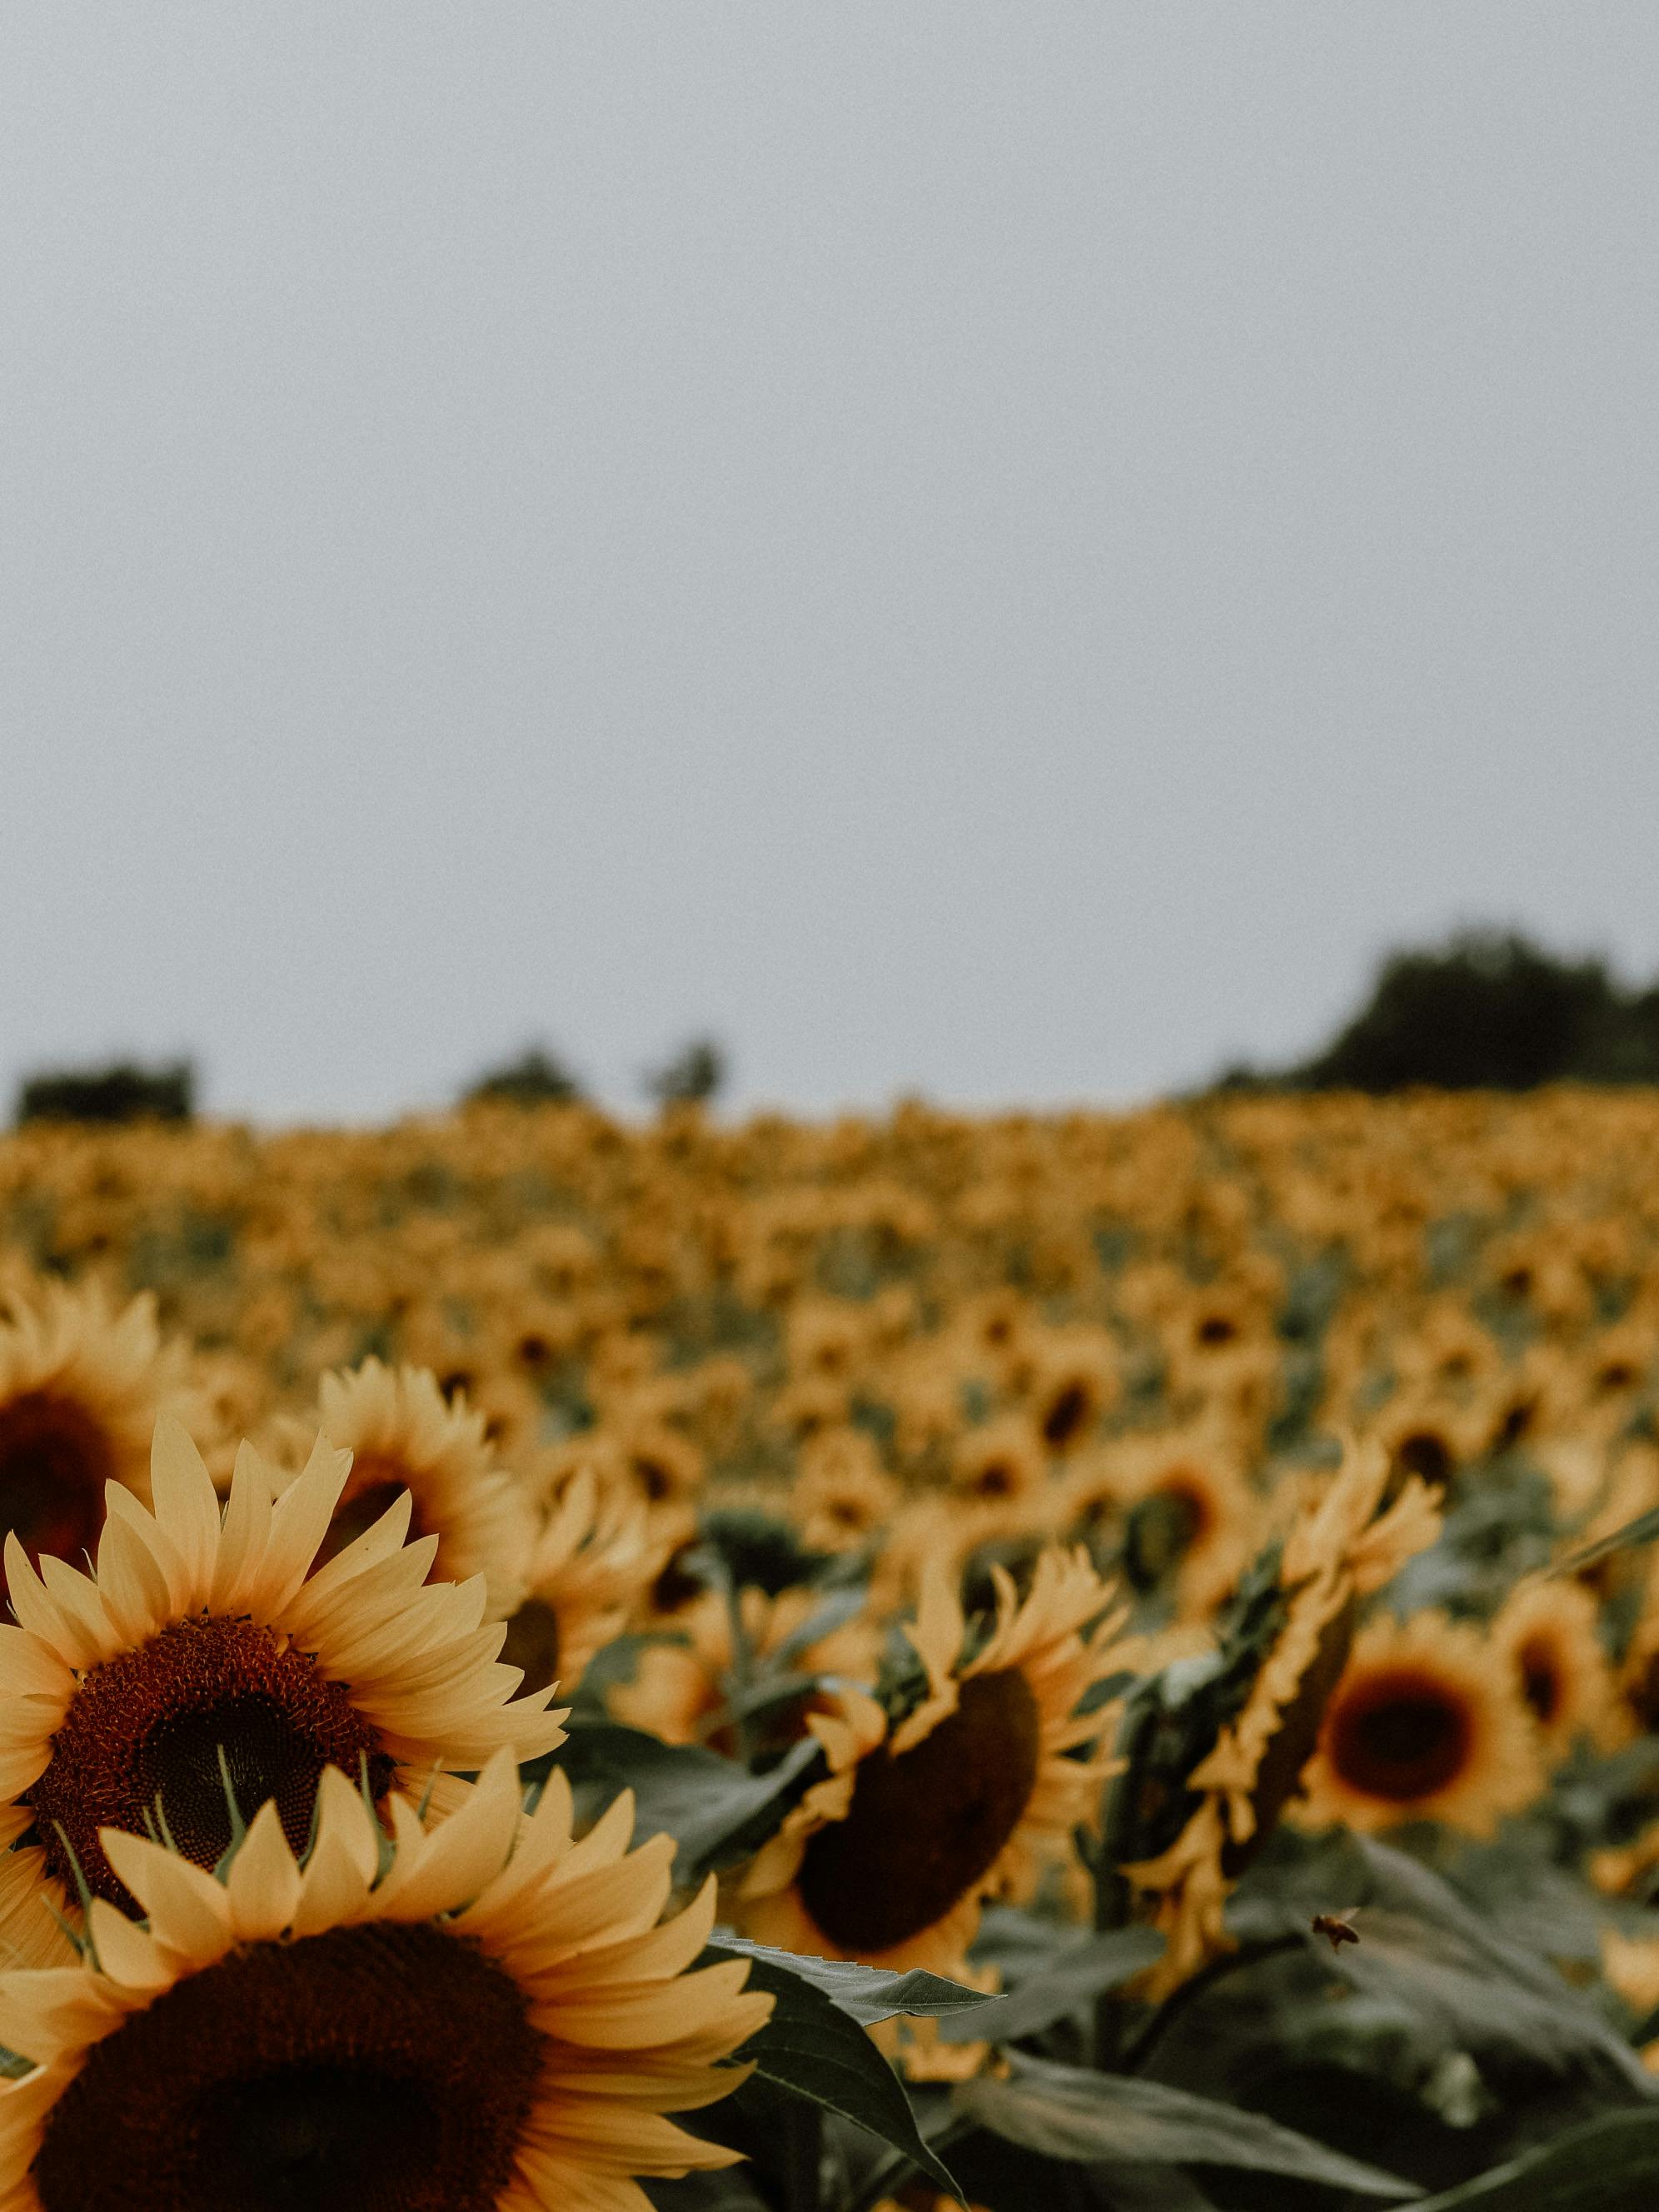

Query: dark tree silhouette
1223;931;1659;1093
461;1045;584;1107
17;1060;195;1127
644;1037;725;1108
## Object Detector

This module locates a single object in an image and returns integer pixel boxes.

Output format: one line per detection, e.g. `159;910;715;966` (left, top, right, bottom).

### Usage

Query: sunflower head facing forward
306;1358;536;1615
0;1751;770;2212
0;1417;565;1935
1300;1608;1543;1838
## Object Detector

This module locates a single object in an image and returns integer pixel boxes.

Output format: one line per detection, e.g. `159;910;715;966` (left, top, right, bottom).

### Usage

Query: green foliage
16;1058;194;1126
955;2054;1418;2197
1224;930;1659;1094
461;1044;584;1106
1412;2109;1659;2210
700;1942;983;2198
647;1035;727;1106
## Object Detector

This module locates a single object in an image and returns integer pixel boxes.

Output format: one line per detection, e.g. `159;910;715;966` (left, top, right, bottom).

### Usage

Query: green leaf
954;2054;1420;2198
708;1932;994;2027
938;1926;1165;2044
542;1722;823;1878
1344;1838;1657;2093
705;1942;968;2197
770;1584;870;1668
1412;2108;1659;2210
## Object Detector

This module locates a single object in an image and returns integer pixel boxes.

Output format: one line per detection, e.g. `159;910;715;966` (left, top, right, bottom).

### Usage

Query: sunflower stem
777;2095;822;2212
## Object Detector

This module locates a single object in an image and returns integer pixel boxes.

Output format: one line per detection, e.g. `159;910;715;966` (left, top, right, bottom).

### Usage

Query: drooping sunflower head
1300;1609;1543;1838
740;1546;1127;1973
306;1359;535;1615
0;1417;565;1927
0;1279;192;1597
0;1751;770;2212
1123;1440;1445;1994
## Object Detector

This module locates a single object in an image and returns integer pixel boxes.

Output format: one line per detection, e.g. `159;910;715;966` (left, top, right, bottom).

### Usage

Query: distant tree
16;1059;195;1127
461;1045;584;1108
1227;929;1659;1094
644;1037;725;1108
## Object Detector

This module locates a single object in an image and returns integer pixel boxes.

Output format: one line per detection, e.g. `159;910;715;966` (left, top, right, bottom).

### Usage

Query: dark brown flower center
319;1463;422;1568
27;1615;395;1911
1328;1666;1473;1804
797;1668;1042;1955
1040;1382;1094;1451
1518;1635;1562;1725
0;1391;114;1593
1391;1432;1452;1490
31;1921;541;2212
499;1598;561;1699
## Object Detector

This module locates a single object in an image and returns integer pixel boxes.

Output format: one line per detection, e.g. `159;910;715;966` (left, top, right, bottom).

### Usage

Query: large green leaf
705;1941;966;2197
938;1926;1165;2044
707;1932;993;2027
1344;1838;1657;2093
541;1722;823;1877
1413;2109;1659;2210
955;2054;1420;2198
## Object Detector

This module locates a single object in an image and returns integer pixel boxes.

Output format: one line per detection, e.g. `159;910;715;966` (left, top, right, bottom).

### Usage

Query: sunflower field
2;1091;1659;2210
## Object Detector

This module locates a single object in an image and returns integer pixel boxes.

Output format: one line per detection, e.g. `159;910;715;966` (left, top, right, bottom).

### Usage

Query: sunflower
298;1360;534;1617
791;1428;899;1554
1021;1330;1118;1456
498;1469;665;1698
0;1280;192;1597
0;1750;770;2211
1300;1609;1543;1838
1110;1430;1259;1621
740;1547;1126;1975
949;1417;1052;1513
0;1416;564;1938
1491;1576;1624;1761
1124;1444;1442;1994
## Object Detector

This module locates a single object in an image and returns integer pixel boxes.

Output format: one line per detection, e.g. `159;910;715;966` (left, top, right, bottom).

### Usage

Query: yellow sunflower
300;1359;535;1616
0;1751;770;2212
498;1469;665;1698
1111;1430;1260;1622
0;1416;564;1944
791;1428;899;1554
1300;1610;1543;1838
1124;1443;1442;1994
949;1417;1053;1513
1490;1576;1624;1761
0;1280;192;1597
740;1547;1126;1975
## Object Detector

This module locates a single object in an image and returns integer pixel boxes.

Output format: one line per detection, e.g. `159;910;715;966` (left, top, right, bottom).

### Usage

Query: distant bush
16;1059;195;1127
461;1046;584;1108
644;1037;725;1108
1226;930;1659;1093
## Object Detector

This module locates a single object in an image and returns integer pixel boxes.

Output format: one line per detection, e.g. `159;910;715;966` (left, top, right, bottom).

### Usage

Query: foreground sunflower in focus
0;1751;770;2212
741;1546;1125;1972
0;1417;563;1950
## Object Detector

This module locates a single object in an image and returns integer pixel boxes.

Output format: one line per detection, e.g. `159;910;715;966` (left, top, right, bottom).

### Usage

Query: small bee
1311;1910;1361;1952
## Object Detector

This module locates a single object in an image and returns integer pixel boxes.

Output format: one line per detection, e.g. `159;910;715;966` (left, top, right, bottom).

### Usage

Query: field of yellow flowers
1;1090;1658;2211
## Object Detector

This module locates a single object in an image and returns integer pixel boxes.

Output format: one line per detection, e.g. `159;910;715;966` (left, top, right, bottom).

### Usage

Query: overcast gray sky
3;6;1657;1122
